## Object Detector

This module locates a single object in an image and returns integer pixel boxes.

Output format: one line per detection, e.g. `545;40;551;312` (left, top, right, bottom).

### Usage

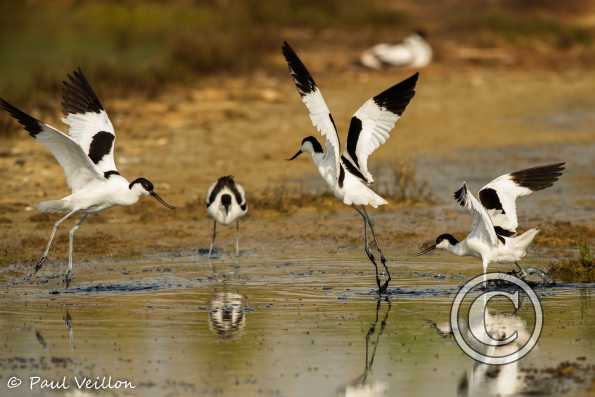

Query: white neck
118;184;144;206
447;241;471;257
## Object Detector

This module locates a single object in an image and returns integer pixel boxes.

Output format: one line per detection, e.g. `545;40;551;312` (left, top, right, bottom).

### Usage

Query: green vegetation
549;241;595;283
475;13;593;47
0;1;406;107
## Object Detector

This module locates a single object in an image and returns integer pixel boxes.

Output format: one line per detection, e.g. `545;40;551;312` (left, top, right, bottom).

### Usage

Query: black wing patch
341;155;367;183
62;67;104;115
346;116;363;168
338;164;345;188
103;170;120;179
0;99;42;137
494;226;515;237
88;131;114;164
373;72;418;114
479;188;505;213
282;41;316;96
510;162;565;191
454;184;467;207
208;176;244;207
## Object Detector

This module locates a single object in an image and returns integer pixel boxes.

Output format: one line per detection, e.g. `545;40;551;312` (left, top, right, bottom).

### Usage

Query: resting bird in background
417;163;565;283
360;30;432;70
0;68;175;287
282;41;419;294
205;176;247;257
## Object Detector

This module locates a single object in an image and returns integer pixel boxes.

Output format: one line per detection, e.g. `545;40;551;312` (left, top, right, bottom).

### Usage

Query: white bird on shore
360;31;432;70
0;68;175;287
417;163;565;282
282;41;419;293
205;176;247;257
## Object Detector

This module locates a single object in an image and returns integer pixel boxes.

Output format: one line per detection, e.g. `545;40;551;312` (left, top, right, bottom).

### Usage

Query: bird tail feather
513;228;539;250
37;200;66;213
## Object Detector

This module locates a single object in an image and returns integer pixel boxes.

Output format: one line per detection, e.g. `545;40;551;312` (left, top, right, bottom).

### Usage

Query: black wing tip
453;182;467;207
374;72;419;115
281;41;316;95
0;98;42;137
511;162;566;191
62;67;103;115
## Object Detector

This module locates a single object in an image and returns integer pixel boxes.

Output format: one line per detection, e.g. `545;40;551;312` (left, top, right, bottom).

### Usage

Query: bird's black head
129;177;175;209
417;233;459;256
436;233;459;246
130;177;154;192
288;136;323;160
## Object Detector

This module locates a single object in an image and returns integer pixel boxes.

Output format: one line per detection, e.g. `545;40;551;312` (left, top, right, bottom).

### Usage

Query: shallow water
0;254;593;397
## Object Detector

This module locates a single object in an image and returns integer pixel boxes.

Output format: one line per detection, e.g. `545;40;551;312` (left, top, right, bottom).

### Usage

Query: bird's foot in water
378;279;390;295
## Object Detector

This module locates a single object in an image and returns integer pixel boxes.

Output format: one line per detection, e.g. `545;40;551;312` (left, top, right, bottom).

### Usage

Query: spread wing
454;182;498;246
62;68;118;175
478;163;565;234
1;99;103;191
282;42;340;179
343;73;418;183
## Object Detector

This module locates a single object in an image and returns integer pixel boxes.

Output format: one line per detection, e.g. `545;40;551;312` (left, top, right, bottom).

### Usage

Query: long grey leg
65;213;88;288
235;220;240;257
362;207;391;292
34;210;78;273
208;221;217;258
355;207;382;292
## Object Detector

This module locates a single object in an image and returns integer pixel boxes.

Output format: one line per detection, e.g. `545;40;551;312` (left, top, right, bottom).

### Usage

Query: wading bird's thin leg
362;207;391;292
65;213;88;288
34;210;78;274
208;221;217;258
235;220;240;257
355;207;382;293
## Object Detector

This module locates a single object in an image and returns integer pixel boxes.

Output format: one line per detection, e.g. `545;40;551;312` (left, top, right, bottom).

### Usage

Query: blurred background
1;0;594;113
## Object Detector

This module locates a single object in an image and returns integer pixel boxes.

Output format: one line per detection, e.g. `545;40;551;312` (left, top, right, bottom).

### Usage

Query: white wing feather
0;99;103;192
455;182;498;246
344;73;418;183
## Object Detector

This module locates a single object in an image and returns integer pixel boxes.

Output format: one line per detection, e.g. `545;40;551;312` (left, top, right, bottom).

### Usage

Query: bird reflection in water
339;298;392;397
457;306;532;397
208;291;247;339
64;309;75;350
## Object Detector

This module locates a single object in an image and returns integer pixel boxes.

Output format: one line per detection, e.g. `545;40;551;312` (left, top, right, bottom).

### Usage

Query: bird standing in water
417;163;565;283
0;68;175;287
282;41;419;293
205;176;247;257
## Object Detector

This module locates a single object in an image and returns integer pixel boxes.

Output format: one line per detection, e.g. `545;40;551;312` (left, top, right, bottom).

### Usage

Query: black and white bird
417;163;565;282
0;68;175;287
282;42;419;293
205;176;247;257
